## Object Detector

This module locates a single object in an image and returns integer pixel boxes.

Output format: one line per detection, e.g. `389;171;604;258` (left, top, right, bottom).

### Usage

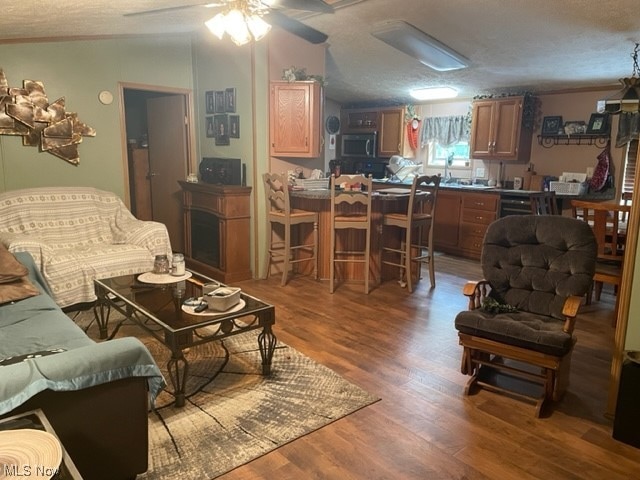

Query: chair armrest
110;213;172;257
0;233;53;267
462;280;490;310
562;295;584;333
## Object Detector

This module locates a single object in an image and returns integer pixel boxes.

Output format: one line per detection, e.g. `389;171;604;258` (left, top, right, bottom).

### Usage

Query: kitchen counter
371;179;616;201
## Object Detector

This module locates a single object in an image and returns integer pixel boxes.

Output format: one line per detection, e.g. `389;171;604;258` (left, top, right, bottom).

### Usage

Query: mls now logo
3;464;60;477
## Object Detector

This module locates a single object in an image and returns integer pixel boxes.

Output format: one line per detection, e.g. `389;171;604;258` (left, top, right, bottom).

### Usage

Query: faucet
443;152;455;184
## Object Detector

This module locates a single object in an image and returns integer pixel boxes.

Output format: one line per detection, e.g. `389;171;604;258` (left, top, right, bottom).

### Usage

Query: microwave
339;132;377;158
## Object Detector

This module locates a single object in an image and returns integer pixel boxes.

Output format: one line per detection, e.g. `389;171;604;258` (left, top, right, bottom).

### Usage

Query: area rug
71;310;379;479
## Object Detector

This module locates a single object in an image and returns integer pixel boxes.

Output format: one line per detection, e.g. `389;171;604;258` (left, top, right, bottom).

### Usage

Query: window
427;140;470;167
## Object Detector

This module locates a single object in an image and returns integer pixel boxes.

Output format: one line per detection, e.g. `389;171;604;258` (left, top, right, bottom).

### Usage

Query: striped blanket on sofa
0;186;172;308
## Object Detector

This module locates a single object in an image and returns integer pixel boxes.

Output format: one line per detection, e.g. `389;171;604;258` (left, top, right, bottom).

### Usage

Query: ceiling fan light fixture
204;1;272;46
371;20;469;72
205;13;227;39
246;14;271;41
410;86;458;101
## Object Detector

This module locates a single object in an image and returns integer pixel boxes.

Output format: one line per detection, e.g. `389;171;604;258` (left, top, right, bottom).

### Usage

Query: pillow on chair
0;245;40;304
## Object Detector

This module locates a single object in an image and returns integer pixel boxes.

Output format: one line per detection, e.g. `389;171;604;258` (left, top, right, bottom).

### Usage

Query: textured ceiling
2;0;639;107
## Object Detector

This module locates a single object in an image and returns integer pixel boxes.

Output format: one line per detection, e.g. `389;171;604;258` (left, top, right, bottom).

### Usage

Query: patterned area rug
72;310;379;480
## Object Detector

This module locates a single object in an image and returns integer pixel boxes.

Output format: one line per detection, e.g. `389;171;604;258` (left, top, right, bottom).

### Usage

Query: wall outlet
475;167;486;178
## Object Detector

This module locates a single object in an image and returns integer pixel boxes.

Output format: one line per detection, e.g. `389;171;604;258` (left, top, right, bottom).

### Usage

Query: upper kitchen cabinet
378;108;405;157
270;81;323;158
341;106;405;157
469;96;533;162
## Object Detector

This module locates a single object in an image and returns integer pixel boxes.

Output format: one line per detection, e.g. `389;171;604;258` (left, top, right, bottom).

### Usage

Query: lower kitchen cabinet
434;190;499;260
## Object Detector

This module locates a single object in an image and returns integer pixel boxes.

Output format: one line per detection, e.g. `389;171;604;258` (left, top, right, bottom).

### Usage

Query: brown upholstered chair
381;174;440;292
454;215;597;417
263;172;318;286
529;190;559;215
329;174;373;294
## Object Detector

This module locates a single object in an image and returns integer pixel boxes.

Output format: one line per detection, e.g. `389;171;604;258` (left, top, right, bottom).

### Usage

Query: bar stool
263;172;318;286
381;175;440;292
329;173;373;294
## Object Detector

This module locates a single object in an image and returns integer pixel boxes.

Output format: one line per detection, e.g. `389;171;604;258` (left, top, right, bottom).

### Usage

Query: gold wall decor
0;68;96;165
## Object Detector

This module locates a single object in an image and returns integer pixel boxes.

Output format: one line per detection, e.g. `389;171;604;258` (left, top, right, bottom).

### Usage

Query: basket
204;286;242;312
294;178;329;190
549;181;586;195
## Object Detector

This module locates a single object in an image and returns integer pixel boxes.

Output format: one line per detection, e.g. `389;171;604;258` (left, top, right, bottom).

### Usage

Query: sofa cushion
0;244;28;283
0;246;39;305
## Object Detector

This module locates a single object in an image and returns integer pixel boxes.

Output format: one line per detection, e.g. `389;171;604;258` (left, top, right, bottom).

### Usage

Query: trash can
613;351;640;448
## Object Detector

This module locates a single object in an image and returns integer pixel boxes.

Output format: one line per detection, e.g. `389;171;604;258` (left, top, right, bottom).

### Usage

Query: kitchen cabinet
378;108;404;157
433;189;498;260
459;192;499;258
470;96;532;162
269;81;323;158
341;106;406;157
434;190;462;251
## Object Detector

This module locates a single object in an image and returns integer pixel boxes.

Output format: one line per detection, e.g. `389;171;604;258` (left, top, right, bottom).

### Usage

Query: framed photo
586;113;610;134
541;116;563;135
214;114;229;146
563;120;587;135
229;115;240;138
205;91;215;114
205;116;215;138
225;87;236;113
214;91;225;113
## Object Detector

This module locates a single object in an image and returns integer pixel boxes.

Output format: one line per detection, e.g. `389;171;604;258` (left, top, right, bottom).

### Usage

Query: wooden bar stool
529;191;559;215
329;174;373;294
381;175;440;292
263;172;318;286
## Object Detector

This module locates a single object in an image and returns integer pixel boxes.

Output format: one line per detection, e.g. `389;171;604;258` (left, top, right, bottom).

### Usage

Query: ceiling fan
124;0;334;44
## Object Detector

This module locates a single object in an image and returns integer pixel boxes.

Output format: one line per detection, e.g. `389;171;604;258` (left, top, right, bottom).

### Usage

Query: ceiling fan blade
268;0;334;14
124;2;222;17
265;10;328;44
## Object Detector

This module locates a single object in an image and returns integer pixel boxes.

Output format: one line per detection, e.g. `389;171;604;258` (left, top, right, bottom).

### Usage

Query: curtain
420;115;468;147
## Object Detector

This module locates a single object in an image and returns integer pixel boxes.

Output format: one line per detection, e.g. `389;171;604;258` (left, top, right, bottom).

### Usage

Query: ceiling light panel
371;20;469;72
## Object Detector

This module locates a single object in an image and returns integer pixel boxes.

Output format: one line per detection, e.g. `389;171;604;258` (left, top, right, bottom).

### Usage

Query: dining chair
263;172;318;286
529;190;559;215
329;173;373;294
381;174;440;292
571;200;630;323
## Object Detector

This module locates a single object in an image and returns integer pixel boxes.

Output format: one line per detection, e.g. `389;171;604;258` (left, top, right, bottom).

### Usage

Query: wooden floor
219;253;640;480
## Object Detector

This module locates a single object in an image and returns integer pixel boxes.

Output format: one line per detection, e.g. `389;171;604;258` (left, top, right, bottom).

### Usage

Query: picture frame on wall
214;91;225;113
205;116;215;138
214;114;229;145
205;91;215;114
586;113;610;134
229;115;240;138
225;88;236;113
541;116;563;136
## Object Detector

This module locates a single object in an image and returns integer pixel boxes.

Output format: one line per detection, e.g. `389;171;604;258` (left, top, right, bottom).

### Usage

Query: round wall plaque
98;90;113;105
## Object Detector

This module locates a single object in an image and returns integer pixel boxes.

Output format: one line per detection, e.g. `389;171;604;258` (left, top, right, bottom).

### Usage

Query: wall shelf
537;134;610;148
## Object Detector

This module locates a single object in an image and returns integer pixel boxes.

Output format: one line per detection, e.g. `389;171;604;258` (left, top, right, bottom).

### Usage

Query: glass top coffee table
93;270;276;407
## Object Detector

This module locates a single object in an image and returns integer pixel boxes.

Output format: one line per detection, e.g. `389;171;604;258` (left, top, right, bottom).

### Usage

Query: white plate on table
138;271;192;284
181;298;246;316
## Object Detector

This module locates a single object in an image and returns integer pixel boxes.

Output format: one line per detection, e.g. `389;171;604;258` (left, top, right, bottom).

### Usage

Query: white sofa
0;186;172;308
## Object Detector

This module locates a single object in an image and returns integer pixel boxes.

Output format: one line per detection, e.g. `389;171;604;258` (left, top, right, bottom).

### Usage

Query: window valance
420;115;469;148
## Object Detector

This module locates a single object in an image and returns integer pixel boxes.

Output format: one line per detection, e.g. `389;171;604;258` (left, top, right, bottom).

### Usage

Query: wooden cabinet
378;108;404;157
434;190;462;251
269;81;323;158
470;96;532;161
433;189;498;260
459;193;499;258
341;106;406;157
179;181;252;283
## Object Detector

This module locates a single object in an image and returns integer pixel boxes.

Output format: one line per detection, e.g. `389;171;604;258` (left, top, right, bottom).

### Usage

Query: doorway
122;85;195;253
